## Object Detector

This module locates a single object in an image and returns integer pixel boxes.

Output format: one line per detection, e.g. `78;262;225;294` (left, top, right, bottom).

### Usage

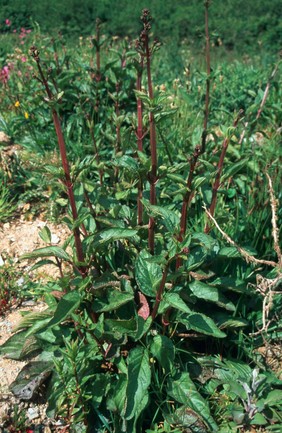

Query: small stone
51;233;60;244
27;407;40;421
0;131;12;145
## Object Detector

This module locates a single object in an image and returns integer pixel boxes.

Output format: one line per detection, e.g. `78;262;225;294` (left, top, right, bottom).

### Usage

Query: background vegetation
0;1;281;433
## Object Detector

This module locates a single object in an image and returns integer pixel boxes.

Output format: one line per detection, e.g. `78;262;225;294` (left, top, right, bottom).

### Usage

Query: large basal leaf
189;280;235;311
135;250;163;297
168;372;218;431
20;246;71;262
93;290;134;312
180;313;226;338
125;347;151;421
10;361;53;400
47;291;81;328
150;334;175;374
0;330;41;360
167;405;209;433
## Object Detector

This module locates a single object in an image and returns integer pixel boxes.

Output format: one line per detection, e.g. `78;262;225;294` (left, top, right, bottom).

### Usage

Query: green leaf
168;372;218;431
10;361;53;400
39;226;52;243
115;155;139;174
159;292;191;314
167;405;209;433
142;200;180;234
48;291;81;328
189;280;235;311
135;250;163;297
125;347;151;420
211;276;247;294
93;290;134;312
180;313;226;338
105;318;136;335
218;247;241;258
134;317;152;341
92;228;138;248
107;373;127;416
263;389;282;406
0;330;40;360
250;413;268;426
150;335;175;374
222;158;248;181
29;259;57;271
20;246;71;262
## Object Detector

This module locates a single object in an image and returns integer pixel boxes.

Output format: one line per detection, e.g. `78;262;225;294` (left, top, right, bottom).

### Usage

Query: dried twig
204;205;277;267
266;172;282;267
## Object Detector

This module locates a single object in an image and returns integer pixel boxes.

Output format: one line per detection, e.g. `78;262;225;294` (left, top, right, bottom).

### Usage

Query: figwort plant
1;6;281;433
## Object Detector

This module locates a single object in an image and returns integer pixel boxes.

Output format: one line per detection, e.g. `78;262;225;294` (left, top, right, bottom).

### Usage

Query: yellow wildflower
24;111;29;119
15;100;20;107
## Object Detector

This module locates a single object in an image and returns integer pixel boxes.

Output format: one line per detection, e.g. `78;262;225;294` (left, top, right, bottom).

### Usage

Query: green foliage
0;4;281;433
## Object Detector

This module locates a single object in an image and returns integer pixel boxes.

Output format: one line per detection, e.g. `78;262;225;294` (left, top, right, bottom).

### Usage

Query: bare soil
0;216;71;430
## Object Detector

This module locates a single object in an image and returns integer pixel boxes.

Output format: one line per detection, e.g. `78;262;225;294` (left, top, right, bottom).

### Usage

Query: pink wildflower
1;66;10;84
21;56;27;62
5;19;11;26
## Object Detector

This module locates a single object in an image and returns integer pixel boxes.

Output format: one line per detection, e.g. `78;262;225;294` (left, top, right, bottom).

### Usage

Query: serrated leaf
20;246;71;261
135;250;163;297
47;291;81;328
125;347;151;420
189;280;235;311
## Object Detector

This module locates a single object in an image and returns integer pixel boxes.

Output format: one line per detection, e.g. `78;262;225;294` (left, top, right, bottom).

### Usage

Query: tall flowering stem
135;57;145;225
30;46;86;276
138;9;160;254
201;0;211;153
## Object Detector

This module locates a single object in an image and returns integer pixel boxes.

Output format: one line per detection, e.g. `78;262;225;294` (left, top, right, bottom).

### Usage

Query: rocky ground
0;217;71;432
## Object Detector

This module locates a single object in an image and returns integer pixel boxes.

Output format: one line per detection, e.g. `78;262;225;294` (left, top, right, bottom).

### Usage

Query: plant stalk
205;110;243;233
30;46;86;275
201;0;211;153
